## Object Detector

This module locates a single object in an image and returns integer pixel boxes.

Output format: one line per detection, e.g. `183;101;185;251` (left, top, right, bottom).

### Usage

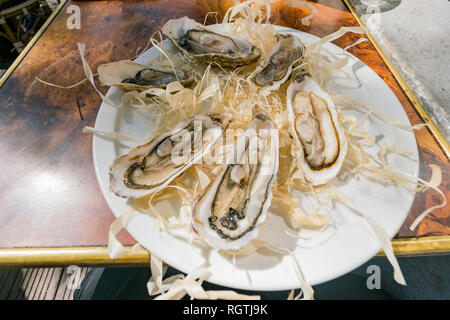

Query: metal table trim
0;236;448;267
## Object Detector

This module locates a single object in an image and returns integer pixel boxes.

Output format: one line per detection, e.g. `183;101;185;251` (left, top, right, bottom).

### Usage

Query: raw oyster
286;74;347;185
192;108;279;250
162;17;261;68
98;60;194;91
250;33;305;94
110;113;232;199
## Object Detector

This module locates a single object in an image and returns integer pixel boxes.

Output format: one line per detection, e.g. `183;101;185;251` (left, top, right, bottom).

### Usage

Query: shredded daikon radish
409;164;446;231
147;254;171;296
337;192;406;285
154;267;261;300
334;94;428;131
284;0;317;26
307;27;368;52
261;244;314;300
108;209;139;259
343;37;369;52
77;43;115;107
82;126;139;142
35;74;94;89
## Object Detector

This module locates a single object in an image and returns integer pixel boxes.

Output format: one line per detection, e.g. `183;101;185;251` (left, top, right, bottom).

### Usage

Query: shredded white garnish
77;43;115;107
409;164;446;231
82;126;139;142
108;209;139;259
153;267;261;300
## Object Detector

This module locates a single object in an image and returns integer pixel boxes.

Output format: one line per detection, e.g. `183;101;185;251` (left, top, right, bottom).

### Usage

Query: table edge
0;236;448;267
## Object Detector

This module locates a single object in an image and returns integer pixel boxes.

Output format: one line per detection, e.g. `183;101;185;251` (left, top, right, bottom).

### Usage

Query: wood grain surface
0;0;448;249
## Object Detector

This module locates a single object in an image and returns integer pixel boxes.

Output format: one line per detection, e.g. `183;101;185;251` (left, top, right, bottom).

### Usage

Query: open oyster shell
192;108;279;250
287;75;347;185
98;60;194;91
250;33;305;95
162;16;261;68
109;113;232;199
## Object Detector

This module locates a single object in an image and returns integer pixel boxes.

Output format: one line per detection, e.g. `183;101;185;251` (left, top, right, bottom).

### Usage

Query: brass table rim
0;236;448;267
0;0;448;267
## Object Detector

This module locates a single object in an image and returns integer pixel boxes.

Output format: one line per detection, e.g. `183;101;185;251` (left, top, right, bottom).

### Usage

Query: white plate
92;26;419;291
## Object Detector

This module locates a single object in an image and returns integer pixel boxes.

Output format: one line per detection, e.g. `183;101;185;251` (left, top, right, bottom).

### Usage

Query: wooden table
0;0;448;267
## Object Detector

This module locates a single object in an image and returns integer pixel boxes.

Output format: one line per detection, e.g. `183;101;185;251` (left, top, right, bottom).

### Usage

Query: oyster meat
110;113;231;198
251;33;305;93
286;74;347;185
98;60;194;91
162;17;261;68
192;108;279;250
